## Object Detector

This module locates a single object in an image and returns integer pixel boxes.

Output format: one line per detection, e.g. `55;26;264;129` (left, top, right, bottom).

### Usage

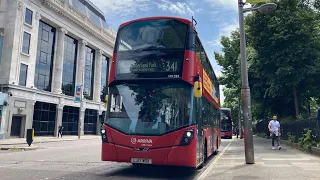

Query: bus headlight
101;127;108;143
186;131;192;137
180;129;194;146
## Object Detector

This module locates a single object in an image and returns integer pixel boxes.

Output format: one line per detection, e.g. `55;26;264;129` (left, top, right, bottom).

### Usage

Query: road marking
195;139;233;180
262;158;310;161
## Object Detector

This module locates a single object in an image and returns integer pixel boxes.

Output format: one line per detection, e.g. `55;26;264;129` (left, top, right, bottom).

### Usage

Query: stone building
0;0;115;139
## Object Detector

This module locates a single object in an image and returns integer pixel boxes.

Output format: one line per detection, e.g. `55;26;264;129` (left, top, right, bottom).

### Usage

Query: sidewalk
0;135;100;150
201;136;320;180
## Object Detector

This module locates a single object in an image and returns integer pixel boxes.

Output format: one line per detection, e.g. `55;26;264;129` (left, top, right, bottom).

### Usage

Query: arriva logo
131;138;137;144
131;138;153;144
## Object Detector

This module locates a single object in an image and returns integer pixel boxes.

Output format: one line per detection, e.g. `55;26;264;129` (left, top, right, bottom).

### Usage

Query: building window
62;106;79;135
62;35;77;96
83;46;95;100
101;55;109;101
71;0;86;15
19;64;28;86
25;8;33;25
32;102;57;136
84;109;97;135
34;21;56;91
0;35;3;64
22;32;31;54
87;8;101;26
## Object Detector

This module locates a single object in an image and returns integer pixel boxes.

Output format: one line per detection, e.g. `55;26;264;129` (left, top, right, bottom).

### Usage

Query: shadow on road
100;154;217;180
103;164;198;180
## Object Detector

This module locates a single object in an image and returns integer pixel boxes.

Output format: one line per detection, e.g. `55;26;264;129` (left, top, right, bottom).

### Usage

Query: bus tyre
213;139;218;155
204;140;208;162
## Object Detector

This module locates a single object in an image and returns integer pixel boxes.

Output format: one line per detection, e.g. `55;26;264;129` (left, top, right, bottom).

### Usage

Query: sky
90;0;244;105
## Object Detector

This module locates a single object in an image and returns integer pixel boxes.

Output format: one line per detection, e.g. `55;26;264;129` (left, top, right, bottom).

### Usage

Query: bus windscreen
106;83;192;135
116;19;188;51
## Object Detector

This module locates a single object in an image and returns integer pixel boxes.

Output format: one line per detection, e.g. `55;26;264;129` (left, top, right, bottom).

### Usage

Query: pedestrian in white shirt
268;115;281;150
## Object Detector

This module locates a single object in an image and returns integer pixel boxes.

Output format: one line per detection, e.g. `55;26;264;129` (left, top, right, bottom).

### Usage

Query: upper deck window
116;19;188;52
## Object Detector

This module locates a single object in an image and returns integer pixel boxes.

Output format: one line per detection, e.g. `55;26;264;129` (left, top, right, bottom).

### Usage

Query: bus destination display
130;60;180;73
117;59;182;78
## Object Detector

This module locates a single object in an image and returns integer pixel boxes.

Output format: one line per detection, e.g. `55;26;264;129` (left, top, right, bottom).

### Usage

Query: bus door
196;98;203;165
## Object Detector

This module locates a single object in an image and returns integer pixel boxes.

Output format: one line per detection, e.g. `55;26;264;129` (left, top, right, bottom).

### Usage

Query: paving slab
197;136;320;180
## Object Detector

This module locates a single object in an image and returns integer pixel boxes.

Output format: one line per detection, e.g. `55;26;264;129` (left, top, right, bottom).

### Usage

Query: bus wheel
204;140;208;162
213;139;219;155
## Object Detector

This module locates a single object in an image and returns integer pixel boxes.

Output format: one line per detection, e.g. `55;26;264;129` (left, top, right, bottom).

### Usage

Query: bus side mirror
194;81;202;98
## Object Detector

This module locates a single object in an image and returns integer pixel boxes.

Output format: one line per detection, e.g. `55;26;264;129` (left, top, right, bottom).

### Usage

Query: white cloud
155;0;194;16
89;0;151;18
220;85;225;105
195;8;203;13
207;39;221;47
206;0;238;11
206;0;252;12
220;23;239;36
207;21;238;49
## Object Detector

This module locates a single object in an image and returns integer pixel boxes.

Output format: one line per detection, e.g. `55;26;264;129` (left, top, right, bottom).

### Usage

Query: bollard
26;128;34;146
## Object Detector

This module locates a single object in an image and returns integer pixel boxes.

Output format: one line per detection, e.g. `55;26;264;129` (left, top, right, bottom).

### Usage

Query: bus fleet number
168;75;180;78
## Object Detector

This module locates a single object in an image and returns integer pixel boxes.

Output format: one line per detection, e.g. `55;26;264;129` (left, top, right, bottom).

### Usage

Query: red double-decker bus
220;108;233;139
101;16;221;168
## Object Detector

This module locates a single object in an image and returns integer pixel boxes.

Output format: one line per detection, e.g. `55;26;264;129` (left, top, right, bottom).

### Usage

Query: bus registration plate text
131;158;152;164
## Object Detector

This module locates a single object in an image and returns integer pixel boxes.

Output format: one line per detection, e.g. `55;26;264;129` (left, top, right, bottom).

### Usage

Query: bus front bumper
101;142;197;168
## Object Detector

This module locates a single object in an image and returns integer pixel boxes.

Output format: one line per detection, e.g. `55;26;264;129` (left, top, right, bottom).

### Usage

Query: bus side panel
101;143;118;161
108;53;117;85
102;126;117;161
214;127;221;151
166;137;197;167
182;50;196;85
203;127;213;157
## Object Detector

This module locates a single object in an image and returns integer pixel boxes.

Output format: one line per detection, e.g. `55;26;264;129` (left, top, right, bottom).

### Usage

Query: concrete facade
0;0;115;139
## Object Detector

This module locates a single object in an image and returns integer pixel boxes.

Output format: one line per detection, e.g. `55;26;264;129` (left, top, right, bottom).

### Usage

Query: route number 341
166;61;178;72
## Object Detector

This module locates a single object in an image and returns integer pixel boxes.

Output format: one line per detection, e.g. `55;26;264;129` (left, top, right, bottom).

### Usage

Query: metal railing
256;119;320;143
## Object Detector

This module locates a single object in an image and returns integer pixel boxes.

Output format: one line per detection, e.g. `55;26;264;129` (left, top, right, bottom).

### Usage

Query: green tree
214;30;259;121
214;30;241;90
246;0;320;117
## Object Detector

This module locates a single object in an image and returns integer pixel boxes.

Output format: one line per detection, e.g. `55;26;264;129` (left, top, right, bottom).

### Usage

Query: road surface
0;138;230;180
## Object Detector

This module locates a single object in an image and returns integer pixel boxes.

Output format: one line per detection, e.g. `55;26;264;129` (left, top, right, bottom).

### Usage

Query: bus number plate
131;158;152;164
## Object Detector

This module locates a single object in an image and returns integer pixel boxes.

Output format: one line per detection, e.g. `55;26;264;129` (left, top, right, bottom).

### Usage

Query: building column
76;40;86;88
93;50;102;102
53;28;67;94
97;109;103;136
23;100;36;138
54;104;64;137
28;12;41;88
0;1;23;84
76;40;86;137
79;105;85;136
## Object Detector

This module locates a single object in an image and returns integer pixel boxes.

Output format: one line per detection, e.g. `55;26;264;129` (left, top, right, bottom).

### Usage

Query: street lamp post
238;0;277;164
78;84;83;139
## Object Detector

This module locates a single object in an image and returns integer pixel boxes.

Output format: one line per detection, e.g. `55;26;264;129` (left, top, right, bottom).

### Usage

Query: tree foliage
216;0;320;120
